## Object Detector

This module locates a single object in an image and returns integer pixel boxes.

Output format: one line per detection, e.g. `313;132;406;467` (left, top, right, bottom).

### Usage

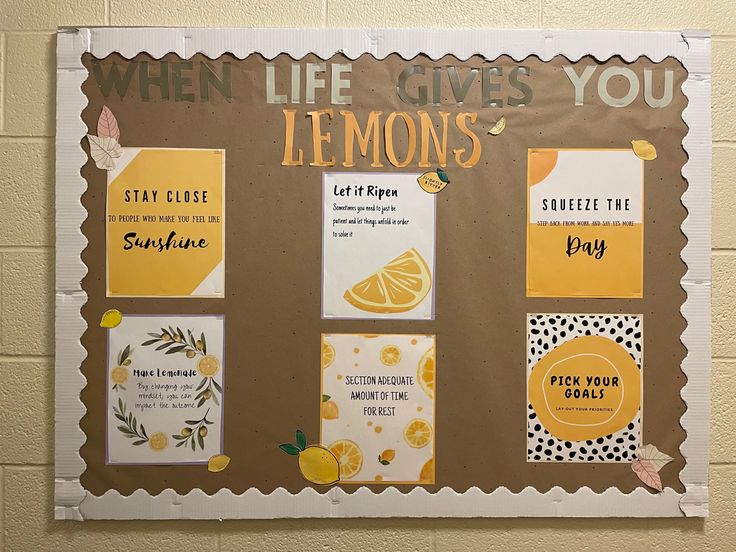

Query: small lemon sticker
632;139;657;160
488;116;506;136
417;168;450;194
100;309;123;328
207;454;231;473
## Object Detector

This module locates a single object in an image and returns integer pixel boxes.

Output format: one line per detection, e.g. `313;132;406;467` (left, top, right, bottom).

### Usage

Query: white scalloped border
55;28;711;520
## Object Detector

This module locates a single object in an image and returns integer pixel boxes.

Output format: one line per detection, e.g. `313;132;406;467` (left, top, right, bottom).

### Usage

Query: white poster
322;172;436;319
320;333;436;484
106;314;225;464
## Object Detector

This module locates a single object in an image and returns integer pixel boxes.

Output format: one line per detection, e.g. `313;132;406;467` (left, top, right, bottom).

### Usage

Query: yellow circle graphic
527;335;640;442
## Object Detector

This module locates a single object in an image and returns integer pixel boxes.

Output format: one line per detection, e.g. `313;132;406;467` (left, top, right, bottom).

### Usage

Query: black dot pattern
527;314;642;463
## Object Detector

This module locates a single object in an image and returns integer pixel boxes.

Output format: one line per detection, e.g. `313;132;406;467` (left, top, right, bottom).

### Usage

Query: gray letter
563;65;596;106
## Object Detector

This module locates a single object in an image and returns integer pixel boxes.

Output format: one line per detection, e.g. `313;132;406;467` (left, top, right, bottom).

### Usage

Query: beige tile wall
0;1;731;550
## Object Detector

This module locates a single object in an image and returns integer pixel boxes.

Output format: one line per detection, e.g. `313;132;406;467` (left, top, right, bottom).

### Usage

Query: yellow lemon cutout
207;454;231;473
100;309;123;328
417;171;448;194
298;445;341;485
528;335;641;442
631;139;657;160
404;419;433;449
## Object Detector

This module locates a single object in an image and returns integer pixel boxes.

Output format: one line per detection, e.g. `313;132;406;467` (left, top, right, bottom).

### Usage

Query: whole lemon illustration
321;395;339;420
280;430;340;486
298;445;341;485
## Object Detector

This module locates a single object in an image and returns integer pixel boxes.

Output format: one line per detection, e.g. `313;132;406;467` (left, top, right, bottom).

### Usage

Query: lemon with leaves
280;430;340;486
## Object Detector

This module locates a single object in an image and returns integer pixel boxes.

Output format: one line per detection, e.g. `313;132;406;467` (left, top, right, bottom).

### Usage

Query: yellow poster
106;148;225;297
526;149;644;298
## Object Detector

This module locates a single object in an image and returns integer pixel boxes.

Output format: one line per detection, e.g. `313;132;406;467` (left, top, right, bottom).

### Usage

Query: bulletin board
54;28;712;520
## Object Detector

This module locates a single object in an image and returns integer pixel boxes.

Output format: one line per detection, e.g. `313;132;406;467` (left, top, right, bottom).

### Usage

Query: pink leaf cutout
632;459;663;492
97;106;120;141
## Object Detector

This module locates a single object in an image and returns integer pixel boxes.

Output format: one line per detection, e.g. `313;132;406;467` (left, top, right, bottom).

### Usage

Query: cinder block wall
0;2;733;550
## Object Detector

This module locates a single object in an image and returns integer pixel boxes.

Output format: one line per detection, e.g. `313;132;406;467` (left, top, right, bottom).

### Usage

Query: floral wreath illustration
110;326;221;452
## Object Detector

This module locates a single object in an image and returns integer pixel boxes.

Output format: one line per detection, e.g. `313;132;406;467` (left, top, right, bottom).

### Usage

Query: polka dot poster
527;314;642;463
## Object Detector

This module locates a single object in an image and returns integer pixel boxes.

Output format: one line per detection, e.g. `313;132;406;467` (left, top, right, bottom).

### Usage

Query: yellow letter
418;110;449;168
341;110;384;168
384;112;416;168
281;109;303;166
307;108;336;167
453;112;481;168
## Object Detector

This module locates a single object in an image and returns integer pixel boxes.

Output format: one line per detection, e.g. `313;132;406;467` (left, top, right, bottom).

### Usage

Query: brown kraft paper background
78;53;688;496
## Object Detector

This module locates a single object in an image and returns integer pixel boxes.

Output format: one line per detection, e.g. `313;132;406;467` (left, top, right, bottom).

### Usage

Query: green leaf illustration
279;443;300;456
296;430;306;451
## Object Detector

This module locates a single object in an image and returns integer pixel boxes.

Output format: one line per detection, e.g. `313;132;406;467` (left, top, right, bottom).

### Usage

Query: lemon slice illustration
344;248;431;314
380;345;402;366
328;439;364;479
417;346;435;399
321;340;336;369
404;419;433;449
488;116;506;136
419;457;435;483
